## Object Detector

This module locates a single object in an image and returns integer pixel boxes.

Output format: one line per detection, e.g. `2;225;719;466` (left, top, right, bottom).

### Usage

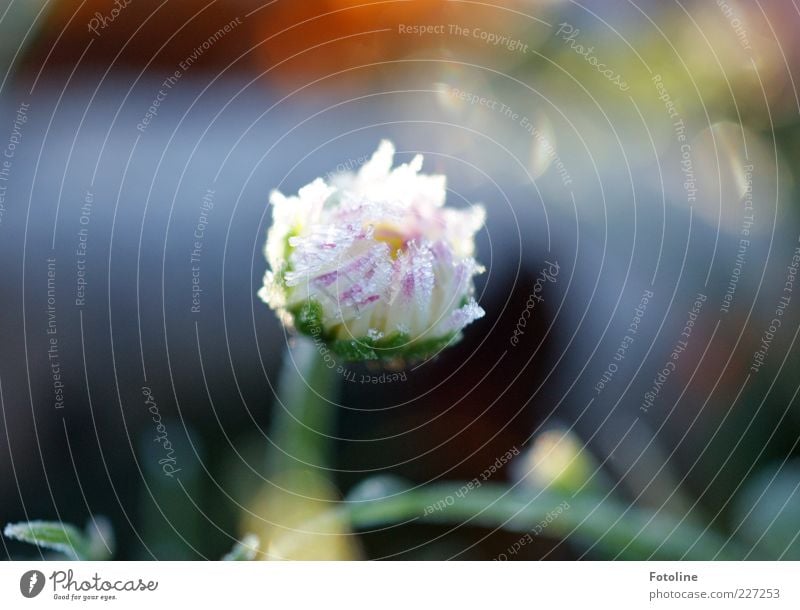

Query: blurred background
1;0;800;560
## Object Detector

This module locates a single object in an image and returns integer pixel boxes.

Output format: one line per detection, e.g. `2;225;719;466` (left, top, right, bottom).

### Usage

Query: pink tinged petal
430;240;454;267
312;270;339;288
447;298;485;332
329;244;393;313
285;224;361;284
397;243;435;309
451;256;480;296
340;287;380;308
401;273;415;300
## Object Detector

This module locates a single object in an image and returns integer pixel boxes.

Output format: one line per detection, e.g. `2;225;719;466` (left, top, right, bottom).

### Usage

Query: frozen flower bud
258;140;486;362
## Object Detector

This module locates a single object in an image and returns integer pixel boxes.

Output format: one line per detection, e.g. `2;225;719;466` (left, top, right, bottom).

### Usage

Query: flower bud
258;141;486;362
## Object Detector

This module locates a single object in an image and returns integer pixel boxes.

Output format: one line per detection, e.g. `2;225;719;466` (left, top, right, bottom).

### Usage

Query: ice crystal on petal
395;242;435;310
446;298;486;333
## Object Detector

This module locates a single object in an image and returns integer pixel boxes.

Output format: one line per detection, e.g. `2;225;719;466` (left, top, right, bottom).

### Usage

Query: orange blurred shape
19;0;453;89
249;0;453;90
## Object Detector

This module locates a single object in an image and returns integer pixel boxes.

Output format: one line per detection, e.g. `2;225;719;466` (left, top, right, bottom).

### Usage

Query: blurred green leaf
342;477;743;560
347;475;410;503
222;534;260;561
732;460;800;559
4;521;87;559
3;518;113;560
85;516;115;560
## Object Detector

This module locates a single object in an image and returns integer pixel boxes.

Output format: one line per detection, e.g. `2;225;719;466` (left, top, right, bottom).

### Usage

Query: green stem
258;339;357;559
264;346;745;560
268;338;339;483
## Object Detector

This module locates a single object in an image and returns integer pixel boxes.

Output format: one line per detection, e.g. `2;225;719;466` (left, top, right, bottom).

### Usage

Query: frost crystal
258;140;486;361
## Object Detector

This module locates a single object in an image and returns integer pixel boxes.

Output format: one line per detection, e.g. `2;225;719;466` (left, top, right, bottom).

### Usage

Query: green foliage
4;517;114;560
289;299;460;362
732;460;800;559
222;534;260;561
344;476;744;560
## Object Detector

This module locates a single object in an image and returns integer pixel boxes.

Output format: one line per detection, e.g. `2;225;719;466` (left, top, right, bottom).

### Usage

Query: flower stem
267;338;339;482
264;346;744;560
256;339;359;559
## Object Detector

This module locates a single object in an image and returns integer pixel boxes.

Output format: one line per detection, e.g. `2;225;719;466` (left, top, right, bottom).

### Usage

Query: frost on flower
258;140;486;362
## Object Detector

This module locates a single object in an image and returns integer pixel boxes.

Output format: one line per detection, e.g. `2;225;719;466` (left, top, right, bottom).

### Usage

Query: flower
258;140;486;362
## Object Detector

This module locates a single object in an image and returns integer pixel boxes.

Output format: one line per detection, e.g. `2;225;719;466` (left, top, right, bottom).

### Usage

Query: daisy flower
259;141;485;362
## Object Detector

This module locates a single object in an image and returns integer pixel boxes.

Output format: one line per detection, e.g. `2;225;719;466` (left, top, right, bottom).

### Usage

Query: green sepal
288;299;462;362
330;331;461;363
290;300;328;338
